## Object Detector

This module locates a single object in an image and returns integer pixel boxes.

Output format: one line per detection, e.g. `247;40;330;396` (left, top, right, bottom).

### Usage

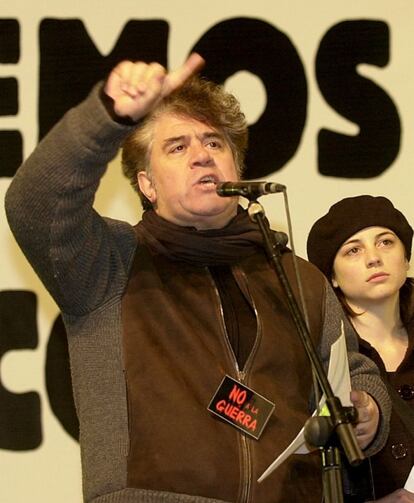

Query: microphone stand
247;199;364;503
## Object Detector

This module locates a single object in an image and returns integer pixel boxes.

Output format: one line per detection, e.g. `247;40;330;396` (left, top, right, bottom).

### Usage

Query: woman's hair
334;277;414;326
121;76;248;210
307;195;413;278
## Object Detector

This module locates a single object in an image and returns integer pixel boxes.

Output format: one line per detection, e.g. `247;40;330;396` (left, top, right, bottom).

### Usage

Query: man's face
138;113;240;229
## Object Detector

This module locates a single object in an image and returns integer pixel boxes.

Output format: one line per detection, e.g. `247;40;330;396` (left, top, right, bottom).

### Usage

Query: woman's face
332;226;409;309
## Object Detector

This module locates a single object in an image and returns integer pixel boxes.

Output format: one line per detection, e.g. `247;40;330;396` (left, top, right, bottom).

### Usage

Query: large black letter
192;17;307;179
316;20;400;178
39;19;168;138
0;19;22;178
0;291;41;450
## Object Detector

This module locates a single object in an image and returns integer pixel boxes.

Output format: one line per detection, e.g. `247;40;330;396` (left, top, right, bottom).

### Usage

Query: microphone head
216;182;240;197
216;181;269;199
216;181;286;199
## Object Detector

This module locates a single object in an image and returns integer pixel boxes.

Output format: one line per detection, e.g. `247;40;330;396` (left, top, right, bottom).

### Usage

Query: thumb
162;53;205;96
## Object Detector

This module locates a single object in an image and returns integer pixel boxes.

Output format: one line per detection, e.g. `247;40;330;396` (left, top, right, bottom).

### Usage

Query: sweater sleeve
320;282;391;457
5;83;138;315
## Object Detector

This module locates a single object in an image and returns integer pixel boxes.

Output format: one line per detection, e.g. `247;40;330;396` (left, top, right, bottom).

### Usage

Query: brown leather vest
121;244;326;502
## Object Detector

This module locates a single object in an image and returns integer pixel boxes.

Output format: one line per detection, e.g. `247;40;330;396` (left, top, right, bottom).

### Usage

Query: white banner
1;1;413;501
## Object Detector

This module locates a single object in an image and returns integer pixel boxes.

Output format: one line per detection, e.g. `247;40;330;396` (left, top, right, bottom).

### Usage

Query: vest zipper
206;266;252;503
233;266;261;373
232;267;260;503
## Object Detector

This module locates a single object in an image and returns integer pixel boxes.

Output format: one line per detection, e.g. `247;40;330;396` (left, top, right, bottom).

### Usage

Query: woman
307;195;414;503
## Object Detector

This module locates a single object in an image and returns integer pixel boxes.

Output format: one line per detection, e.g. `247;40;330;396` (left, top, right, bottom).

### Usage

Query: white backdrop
1;1;414;501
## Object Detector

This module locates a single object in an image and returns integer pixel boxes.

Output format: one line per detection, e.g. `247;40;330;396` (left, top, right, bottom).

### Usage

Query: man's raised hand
104;53;205;122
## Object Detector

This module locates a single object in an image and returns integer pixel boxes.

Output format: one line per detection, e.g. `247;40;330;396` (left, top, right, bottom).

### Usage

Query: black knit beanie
307;195;413;278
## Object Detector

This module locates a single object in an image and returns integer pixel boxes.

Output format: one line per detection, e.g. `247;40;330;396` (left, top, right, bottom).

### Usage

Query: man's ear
138;171;157;204
405;257;410;272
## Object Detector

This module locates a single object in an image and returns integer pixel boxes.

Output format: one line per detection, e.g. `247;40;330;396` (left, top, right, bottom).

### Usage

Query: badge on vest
208;375;275;440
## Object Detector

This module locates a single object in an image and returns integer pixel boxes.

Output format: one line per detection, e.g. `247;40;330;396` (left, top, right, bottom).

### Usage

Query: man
6;54;390;502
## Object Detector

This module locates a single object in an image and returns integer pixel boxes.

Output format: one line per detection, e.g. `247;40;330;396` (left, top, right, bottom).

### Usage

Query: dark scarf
135;206;265;266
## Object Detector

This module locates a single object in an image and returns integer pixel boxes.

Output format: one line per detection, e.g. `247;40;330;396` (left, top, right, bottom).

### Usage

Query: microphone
216;181;286;199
